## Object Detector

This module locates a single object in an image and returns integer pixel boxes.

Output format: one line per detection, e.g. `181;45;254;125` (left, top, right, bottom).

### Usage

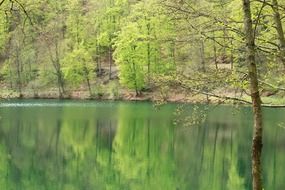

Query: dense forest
0;0;285;189
0;0;284;103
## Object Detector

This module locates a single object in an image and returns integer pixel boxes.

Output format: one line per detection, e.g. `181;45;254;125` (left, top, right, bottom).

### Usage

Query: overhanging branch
177;81;285;108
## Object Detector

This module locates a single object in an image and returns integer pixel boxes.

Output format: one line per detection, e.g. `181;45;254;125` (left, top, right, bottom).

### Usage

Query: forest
0;0;283;103
0;0;285;190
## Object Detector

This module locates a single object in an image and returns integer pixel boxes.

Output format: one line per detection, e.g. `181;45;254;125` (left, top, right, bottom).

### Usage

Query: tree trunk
146;22;151;85
272;0;285;67
200;39;206;72
213;32;218;70
55;41;65;98
109;45;113;80
96;32;102;76
132;60;139;96
56;69;65;98
242;1;263;190
15;47;23;98
83;65;92;96
230;38;234;70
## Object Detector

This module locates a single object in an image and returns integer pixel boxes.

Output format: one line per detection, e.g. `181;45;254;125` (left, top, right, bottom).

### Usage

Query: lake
0;100;284;190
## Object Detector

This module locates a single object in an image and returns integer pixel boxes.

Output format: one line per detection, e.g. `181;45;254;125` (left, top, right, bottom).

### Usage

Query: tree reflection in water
0;100;284;190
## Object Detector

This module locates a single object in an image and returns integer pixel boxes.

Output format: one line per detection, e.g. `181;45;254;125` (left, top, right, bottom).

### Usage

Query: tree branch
0;0;5;7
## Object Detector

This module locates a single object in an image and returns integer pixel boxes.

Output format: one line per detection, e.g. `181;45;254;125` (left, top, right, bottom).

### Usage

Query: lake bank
1;84;285;107
0;87;246;105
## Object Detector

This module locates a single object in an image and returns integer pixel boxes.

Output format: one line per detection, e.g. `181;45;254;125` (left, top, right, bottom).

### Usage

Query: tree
62;45;94;96
271;0;285;67
242;0;263;189
114;22;145;95
43;1;67;98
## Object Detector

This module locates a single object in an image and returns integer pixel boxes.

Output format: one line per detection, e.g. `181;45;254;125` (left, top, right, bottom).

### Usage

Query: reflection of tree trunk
55;120;61;157
6;158;11;189
170;121;175;159
108;121;113;166
95;120;100;160
194;121;202;163
210;124;220;183
191;121;206;188
199;123;207;177
147;119;151;181
82;121;89;139
273;126;279;190
132;120;137;156
76;147;80;179
46;121;60;158
242;1;263;189
221;137;226;190
230;123;233;161
16;119;21;145
56;120;62;190
169;120;175;180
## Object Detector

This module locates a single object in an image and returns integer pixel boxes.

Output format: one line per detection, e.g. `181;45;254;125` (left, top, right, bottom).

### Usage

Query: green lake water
0;100;284;190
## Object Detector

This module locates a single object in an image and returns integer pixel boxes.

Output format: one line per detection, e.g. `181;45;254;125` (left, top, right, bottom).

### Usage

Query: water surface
0;100;284;190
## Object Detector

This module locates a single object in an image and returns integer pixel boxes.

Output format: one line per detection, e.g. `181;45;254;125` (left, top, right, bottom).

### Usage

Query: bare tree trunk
172;40;176;67
83;65;92;96
15;46;23;98
230;38;234;70
56;68;65;98
55;42;65;98
146;21;151;85
96;31;102;76
108;45;113;80
132;60;139;96
200;39;206;72
213;32;218;70
9;64;13;89
242;1;263;190
223;27;227;64
48;39;65;98
272;0;285;67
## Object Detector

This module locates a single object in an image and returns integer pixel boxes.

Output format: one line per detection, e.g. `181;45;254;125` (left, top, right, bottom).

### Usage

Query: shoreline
0;90;247;106
1;88;284;108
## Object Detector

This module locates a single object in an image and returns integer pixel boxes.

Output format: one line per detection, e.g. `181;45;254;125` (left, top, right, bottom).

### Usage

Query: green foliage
108;81;120;99
93;84;105;98
227;143;246;190
0;60;13;84
38;68;57;87
227;163;246;190
114;22;145;91
62;45;94;86
113;1;176;93
0;0;284;101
